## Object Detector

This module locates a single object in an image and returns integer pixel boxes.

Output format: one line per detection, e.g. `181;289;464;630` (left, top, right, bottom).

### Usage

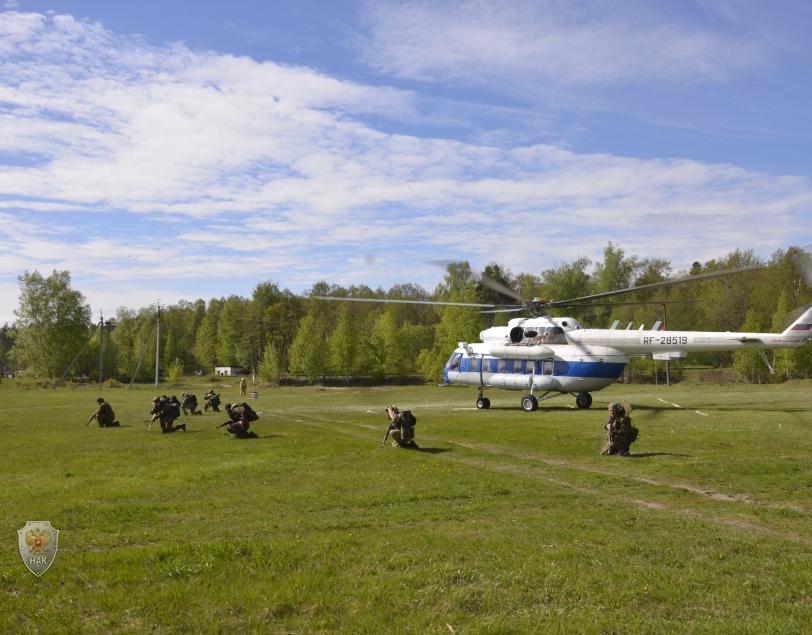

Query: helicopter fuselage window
445;353;462;370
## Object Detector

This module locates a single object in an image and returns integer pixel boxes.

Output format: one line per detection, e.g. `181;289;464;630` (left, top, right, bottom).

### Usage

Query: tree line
3;243;811;386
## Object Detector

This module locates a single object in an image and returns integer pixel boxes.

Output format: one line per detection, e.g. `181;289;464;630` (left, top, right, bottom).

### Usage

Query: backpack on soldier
236;402;259;422
628;418;639;443
400;410;416;441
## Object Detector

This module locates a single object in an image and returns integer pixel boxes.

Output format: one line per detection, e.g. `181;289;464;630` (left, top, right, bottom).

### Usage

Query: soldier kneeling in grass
180;392;203;416
150;396;186;433
219;402;259;439
384;405;418;449
88;397;120;427
204;389;221;412
601;401;638;456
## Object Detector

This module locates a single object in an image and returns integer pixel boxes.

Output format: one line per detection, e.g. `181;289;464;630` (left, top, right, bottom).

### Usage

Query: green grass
2;378;812;633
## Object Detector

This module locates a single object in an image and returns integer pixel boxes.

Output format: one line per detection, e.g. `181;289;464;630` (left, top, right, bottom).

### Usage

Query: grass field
2;377;812;634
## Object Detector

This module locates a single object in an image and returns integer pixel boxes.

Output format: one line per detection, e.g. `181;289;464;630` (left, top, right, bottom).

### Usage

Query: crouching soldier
149;395;186;433
180;392;203;416
383;405;418;449
218;402;259;438
88;397;120;427
204;389;221;412
601;401;638;456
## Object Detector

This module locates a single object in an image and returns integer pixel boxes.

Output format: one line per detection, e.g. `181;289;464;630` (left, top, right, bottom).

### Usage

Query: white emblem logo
17;521;59;577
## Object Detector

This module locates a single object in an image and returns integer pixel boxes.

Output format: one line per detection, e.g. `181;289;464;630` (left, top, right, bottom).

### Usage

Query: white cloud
357;0;765;90
0;10;809;320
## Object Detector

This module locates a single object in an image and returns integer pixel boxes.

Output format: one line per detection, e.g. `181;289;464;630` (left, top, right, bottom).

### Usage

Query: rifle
86;414;96;427
147;412;158;431
216;420;232;429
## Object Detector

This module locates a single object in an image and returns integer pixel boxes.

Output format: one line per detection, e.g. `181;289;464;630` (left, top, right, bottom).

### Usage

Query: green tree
12;270;92;380
288;311;328;384
733;310;769;383
195;298;224;370
0;323;17;369
771;291;795;379
165;358;184;385
258;344;286;386
593;242;636;293
217;296;249;367
368;312;399;380
330;308;358;384
419;262;483;383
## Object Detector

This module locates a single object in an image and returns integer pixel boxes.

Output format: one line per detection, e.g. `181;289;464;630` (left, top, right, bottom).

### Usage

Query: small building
0;361;11;378
214;366;244;376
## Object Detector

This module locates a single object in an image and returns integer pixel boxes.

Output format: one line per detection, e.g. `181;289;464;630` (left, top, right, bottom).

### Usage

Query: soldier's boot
112;421;120;427
618;448;630;457
180;423;187;432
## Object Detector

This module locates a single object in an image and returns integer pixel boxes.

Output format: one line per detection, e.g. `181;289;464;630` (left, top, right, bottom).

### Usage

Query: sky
1;0;810;324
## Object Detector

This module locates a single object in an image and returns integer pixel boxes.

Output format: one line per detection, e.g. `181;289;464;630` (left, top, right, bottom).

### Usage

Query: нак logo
17;521;59;577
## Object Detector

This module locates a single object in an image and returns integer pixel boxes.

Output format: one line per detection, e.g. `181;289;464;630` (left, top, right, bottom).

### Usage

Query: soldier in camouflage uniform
180;392;203;416
220;402;259;438
204;389;221;412
385;405;418;449
239;377;247;396
89;397;120;427
601;401;637;456
150;395;186;433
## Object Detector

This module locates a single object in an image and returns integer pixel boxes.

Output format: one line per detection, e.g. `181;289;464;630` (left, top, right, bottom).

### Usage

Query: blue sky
1;0;810;323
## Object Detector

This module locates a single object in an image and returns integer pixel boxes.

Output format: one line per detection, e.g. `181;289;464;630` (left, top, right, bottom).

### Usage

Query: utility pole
98;312;104;390
155;301;161;389
662;303;670;386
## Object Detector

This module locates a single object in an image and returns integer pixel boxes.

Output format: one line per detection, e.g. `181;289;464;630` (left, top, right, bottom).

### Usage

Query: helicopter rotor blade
478;274;528;304
551;299;699;309
480;307;527;314
314;296;500;309
548;264;766;307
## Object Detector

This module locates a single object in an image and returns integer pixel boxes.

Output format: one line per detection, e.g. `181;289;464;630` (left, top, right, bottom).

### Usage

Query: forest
3;243;811;386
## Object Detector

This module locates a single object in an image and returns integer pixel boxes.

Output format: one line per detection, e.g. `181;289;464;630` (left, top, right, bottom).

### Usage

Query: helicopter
318;255;812;412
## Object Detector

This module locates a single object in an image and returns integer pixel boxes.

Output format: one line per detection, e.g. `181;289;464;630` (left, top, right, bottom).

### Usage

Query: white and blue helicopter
319;257;812;412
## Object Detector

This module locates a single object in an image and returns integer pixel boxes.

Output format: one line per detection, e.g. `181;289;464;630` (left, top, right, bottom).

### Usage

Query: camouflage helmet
608;402;619;411
96;397;104;403
224;403;232;410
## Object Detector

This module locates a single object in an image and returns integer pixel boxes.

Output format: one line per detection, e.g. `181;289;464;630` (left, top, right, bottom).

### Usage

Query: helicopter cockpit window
445;353;462;370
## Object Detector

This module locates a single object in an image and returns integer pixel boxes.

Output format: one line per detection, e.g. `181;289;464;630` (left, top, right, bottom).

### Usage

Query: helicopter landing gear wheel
576;392;592;409
476;397;491;409
521;394;538;412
